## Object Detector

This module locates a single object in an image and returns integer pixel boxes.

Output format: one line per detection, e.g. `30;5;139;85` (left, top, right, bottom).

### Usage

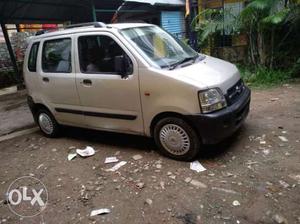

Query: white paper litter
76;146;95;157
104;156;119;164
232;200;241;206
278;136;288;142
90;208;111;217
190;161;206;173
106;161;127;171
68;153;77;161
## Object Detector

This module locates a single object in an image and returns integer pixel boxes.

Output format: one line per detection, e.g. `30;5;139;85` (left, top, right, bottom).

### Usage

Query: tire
35;109;60;137
154;117;200;161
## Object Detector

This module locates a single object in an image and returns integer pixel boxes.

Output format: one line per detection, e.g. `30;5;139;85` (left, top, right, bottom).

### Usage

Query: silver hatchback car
24;22;250;161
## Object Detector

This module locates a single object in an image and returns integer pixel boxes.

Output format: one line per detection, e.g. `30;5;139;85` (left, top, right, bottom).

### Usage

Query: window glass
42;38;71;73
120;26;198;69
78;35;132;74
28;42;39;72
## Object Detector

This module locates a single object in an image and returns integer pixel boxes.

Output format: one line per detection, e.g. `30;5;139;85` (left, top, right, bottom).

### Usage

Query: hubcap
38;113;54;134
159;124;190;155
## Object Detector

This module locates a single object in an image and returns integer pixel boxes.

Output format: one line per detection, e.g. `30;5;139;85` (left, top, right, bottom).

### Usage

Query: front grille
226;79;245;105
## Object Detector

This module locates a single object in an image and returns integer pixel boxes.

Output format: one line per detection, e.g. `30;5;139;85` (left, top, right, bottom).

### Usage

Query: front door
74;33;143;134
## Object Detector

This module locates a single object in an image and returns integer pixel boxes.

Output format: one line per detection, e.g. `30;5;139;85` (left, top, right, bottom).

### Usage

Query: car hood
169;55;241;93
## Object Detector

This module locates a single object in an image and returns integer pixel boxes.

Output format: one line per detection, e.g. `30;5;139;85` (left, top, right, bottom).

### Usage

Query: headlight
198;88;227;113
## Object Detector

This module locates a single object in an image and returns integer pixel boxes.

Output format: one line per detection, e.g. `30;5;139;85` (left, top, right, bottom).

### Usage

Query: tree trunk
270;27;275;69
258;30;264;66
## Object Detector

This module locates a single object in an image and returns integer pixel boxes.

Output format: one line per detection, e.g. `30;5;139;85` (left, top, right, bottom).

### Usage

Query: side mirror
114;55;127;78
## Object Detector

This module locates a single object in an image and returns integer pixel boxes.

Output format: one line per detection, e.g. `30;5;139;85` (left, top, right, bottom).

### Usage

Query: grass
238;66;293;88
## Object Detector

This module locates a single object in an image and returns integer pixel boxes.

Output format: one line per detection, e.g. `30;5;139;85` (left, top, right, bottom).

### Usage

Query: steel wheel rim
38;113;54;135
159;124;191;155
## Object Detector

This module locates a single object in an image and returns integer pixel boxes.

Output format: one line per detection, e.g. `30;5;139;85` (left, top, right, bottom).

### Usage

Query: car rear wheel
154;117;200;161
36;109;60;137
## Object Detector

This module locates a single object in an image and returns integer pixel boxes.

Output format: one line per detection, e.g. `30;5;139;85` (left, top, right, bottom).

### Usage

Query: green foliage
262;8;291;24
193;0;300;71
0;70;18;89
192;8;240;48
238;65;293;87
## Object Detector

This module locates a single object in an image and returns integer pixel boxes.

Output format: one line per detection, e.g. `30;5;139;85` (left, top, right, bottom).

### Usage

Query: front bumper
186;86;251;144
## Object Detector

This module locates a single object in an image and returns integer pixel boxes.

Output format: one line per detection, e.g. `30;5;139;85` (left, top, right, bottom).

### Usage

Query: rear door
74;32;143;134
37;35;84;125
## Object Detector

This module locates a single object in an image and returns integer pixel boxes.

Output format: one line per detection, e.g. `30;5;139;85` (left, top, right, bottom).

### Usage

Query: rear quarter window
42;38;71;73
28;42;40;72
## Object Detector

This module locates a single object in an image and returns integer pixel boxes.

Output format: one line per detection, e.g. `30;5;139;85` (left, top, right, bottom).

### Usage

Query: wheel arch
27;96;53;121
149;112;199;138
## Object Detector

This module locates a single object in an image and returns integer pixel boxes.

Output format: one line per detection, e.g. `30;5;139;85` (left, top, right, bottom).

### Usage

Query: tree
193;0;300;69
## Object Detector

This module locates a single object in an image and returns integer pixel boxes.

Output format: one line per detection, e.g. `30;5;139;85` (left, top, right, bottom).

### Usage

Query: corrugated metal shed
161;11;185;38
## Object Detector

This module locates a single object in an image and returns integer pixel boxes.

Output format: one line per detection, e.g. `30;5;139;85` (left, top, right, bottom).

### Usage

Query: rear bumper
185;86;251;144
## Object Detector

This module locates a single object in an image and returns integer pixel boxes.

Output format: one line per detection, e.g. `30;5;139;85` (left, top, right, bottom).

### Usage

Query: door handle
42;77;49;82
82;79;92;86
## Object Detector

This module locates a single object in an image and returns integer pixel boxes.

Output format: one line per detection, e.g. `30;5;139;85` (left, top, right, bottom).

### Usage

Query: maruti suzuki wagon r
24;22;251;161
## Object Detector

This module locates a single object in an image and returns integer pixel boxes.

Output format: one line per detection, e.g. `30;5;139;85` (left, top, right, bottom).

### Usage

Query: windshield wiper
168;55;198;70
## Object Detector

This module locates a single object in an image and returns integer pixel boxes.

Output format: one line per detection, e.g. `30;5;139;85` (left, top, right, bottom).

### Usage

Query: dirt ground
0;84;299;224
0;90;34;136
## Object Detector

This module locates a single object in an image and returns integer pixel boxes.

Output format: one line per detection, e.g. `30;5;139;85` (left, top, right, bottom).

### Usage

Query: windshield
120;26;199;69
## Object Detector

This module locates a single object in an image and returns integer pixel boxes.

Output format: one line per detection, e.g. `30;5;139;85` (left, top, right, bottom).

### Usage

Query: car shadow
198;126;246;159
63;126;155;152
61;124;248;160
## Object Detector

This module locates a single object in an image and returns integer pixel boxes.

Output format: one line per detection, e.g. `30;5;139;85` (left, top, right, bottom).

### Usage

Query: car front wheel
154;117;200;161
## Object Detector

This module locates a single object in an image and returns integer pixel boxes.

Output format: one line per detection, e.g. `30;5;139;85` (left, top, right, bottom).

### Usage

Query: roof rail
35;28;59;36
66;22;106;29
35;30;48;36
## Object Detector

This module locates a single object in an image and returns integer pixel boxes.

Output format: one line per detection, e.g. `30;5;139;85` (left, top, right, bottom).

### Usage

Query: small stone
156;164;162;169
185;177;192;183
232;200;240;206
52;148;57;152
160;181;165;189
190;180;207;188
169;175;176;180
136;182;145;189
167;172;172;176
262;148;270;155
145;198;152;206
279;180;289;188
132;154;143;160
273;214;288;224
278;136;288;142
226;172;234;177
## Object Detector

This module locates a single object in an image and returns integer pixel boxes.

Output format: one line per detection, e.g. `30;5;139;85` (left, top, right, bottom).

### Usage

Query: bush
238;66;293;87
0;70;19;89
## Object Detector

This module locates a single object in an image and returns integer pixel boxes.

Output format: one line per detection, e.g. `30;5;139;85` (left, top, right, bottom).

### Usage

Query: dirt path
0;84;299;224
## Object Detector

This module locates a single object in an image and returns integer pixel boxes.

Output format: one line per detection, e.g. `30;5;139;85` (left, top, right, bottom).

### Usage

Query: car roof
29;23;154;41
